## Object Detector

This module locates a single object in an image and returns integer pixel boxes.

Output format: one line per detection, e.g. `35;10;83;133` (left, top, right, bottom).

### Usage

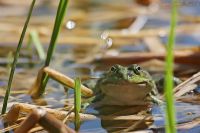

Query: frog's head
101;64;152;84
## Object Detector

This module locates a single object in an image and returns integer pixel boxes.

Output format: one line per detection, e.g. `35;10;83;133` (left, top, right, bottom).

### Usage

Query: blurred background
0;0;199;74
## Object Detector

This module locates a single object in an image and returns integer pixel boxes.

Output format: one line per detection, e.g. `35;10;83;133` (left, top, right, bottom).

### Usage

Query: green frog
87;64;162;106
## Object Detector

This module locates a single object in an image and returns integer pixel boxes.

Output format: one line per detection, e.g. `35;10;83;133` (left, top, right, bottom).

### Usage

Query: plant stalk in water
74;78;81;131
164;0;177;132
38;0;69;96
1;0;36;114
27;30;46;61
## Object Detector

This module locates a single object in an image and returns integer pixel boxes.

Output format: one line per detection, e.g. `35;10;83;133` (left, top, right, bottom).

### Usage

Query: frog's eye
134;65;141;75
135;66;141;71
110;66;117;72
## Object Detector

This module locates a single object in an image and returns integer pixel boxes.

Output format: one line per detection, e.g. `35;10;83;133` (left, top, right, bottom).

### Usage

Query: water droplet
66;20;76;30
100;31;108;40
106;38;113;48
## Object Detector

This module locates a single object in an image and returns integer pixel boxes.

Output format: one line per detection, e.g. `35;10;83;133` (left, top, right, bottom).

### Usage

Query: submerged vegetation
0;0;200;132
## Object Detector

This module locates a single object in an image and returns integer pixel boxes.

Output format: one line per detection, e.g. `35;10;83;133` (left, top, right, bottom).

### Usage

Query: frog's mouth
136;82;147;87
110;80;148;87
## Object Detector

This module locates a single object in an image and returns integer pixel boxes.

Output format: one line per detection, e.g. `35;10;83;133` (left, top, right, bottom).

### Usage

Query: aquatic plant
6;52;13;73
74;78;81;131
1;0;36;114
27;30;46;61
164;0;178;132
38;0;69;97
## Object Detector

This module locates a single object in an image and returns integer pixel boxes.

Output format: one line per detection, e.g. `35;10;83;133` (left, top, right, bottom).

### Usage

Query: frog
87;64;162;106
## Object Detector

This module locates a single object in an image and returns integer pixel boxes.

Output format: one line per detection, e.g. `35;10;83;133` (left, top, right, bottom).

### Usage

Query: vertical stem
38;0;69;96
29;30;46;61
164;0;177;133
1;0;36;114
74;78;81;131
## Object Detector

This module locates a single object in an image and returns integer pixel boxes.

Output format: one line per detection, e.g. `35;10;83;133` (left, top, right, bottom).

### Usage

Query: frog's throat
99;83;152;104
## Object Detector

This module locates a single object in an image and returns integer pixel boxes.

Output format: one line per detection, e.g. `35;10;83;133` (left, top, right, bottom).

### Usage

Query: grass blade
38;0;69;96
6;52;13;74
1;0;36;114
164;0;178;132
74;78;81;131
28;30;46;61
45;0;67;66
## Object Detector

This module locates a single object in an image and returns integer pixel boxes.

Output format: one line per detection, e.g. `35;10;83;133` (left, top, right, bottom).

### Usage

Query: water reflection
92;105;151;132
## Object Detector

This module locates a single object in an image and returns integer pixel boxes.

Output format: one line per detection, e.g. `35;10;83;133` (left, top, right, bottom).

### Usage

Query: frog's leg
148;93;163;105
81;95;98;109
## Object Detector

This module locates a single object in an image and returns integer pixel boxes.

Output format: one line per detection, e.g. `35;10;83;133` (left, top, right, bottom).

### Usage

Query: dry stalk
143;37;165;53
97;51;200;65
43;67;93;97
108;24;200;38
174;72;200;98
28;67;94;98
3;103;157;124
0;124;20;132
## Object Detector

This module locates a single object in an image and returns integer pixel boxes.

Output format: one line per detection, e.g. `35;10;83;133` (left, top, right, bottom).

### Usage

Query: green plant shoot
74;78;81;131
27;30;46;61
164;0;178;132
1;0;36;114
38;0;69;97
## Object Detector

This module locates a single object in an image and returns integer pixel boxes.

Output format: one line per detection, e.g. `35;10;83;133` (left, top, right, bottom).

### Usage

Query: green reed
6;52;13;74
27;30;46;61
74;78;81;131
1;0;36;114
38;0;69;97
164;0;178;132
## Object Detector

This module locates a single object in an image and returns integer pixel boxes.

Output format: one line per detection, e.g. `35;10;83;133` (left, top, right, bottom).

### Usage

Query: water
101;31;109;40
105;38;113;48
100;31;113;51
66;20;76;30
